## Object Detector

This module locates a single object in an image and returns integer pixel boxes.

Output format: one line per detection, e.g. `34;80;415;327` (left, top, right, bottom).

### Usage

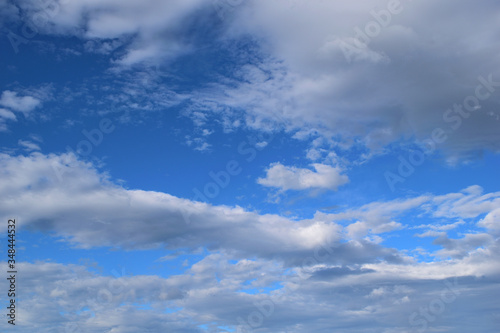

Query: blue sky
1;0;500;332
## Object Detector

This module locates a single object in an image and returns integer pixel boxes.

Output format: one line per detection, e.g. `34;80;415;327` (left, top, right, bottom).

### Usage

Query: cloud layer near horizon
0;151;498;332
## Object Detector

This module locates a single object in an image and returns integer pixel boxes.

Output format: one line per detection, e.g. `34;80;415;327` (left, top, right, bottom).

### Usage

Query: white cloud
430;185;500;219
194;141;211;152
346;220;403;240
1;244;499;332
258;162;349;191
415;230;447;238
413;221;466;235
188;0;500;160
478;208;500;231
0;152;345;263
0;108;17;132
255;141;268;149
0;90;41;115
0;108;17;121
346;221;370;239
15;0;210;67
185;136;212;152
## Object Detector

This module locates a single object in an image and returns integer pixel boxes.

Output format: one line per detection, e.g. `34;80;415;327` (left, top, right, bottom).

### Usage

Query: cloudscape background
1;0;500;332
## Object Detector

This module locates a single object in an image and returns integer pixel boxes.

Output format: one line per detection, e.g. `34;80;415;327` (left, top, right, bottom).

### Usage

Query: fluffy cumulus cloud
188;0;500;160
479;208;500;231
258;162;349;192
0;88;49;130
0;90;41;114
